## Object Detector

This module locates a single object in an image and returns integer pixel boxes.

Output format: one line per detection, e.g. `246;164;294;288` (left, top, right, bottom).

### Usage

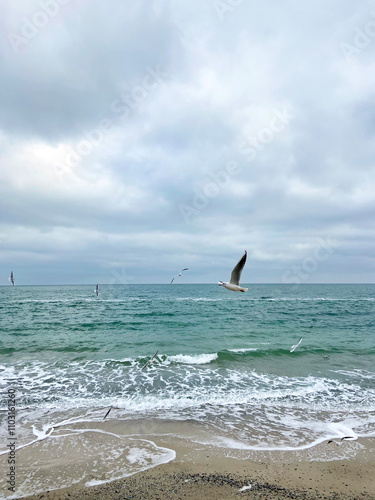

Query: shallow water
1;284;374;497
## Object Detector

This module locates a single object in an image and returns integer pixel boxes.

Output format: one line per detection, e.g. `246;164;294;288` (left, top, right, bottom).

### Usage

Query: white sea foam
2;357;374;464
228;348;258;353
333;369;375;380
253;297;375;301
169;353;218;364
176;297;225;302
0;424;176;498
2;359;373;417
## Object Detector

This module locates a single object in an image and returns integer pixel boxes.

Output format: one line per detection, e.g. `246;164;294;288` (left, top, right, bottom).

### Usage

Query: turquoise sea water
1;284;375;496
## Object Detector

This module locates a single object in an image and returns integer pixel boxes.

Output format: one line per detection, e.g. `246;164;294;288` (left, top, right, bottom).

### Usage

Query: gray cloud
0;0;374;284
0;1;179;139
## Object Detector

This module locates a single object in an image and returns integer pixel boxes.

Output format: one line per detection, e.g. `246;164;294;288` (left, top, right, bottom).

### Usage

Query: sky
1;0;375;285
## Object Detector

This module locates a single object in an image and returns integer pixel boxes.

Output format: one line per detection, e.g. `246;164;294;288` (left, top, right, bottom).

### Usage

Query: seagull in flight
9;271;15;286
103;406;112;420
170;268;189;284
141;350;159;370
290;337;303;352
94;284;99;297
218;251;248;292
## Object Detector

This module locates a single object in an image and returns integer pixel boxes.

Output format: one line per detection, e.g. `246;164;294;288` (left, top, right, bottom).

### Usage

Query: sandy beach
21;437;375;500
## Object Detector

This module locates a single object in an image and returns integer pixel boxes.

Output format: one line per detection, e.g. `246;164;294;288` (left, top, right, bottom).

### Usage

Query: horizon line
0;282;374;287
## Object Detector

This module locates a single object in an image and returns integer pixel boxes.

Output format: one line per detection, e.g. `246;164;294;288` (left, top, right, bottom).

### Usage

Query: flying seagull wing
141;349;159;370
150;349;159;361
229;251;247;285
171;268;188;283
290;337;303;352
103;406;112;420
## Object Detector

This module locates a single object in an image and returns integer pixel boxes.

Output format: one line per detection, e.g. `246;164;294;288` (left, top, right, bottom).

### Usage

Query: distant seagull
141;349;159;370
9;271;15;286
94;284;99;297
218;251;248;292
170;268;189;284
290;337;303;352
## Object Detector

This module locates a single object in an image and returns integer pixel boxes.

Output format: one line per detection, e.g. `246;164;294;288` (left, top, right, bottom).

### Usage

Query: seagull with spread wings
141;350;159;370
290;337;303;352
170;268;189;284
218;251;248;292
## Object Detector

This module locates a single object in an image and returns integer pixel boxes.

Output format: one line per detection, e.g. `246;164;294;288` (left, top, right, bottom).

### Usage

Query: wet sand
23;438;375;500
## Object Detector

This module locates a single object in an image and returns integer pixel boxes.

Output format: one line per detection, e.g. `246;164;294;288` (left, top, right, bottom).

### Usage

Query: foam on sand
0;426;175;498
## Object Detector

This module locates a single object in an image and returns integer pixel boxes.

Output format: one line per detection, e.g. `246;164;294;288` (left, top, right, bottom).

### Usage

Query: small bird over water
141;350;159;370
95;284;99;297
218;251;248;292
9;271;15;286
170;268;189;284
290;337;303;352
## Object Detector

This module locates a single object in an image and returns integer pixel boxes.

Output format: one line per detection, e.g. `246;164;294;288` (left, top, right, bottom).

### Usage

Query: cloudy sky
1;0;374;285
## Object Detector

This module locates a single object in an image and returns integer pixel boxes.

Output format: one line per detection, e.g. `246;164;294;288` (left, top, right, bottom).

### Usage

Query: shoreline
20;437;375;500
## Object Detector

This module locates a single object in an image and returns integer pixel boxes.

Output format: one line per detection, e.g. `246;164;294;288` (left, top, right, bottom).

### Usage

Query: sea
0;283;375;497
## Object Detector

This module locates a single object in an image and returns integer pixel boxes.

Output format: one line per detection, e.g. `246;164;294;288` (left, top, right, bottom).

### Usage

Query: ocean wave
249;297;375;302
2;358;374;414
332;369;375;380
227;348;258;353
168;353;218;364
176;297;226;302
